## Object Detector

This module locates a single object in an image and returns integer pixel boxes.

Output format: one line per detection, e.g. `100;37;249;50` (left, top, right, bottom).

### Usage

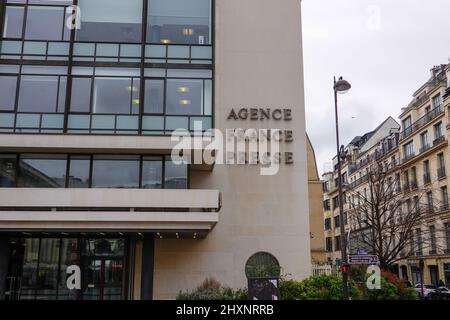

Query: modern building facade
0;0;311;300
322;64;450;287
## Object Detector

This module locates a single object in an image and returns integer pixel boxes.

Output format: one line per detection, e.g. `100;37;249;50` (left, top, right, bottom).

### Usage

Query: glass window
0;154;17;187
92;78;140;114
147;0;211;45
18;76;63;113
92;155;139;188
144;79;164;113
166;79;203;115
76;0;143;43
58;238;80;300
25;6;69;41
18;154;67;187
164;156;187;189
35;238;60;299
20;238;40;300
0;76;18;111
3;6;24;38
142;156;163;188
68;156;90;188
70;78;92;113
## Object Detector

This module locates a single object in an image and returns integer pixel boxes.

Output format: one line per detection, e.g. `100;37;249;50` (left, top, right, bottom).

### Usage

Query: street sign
357;249;368;255
348;255;379;265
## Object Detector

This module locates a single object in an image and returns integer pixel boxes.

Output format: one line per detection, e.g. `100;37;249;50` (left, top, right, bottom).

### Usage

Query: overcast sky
302;0;450;175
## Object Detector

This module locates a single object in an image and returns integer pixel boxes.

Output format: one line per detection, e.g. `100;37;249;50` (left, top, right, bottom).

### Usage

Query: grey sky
302;0;450;175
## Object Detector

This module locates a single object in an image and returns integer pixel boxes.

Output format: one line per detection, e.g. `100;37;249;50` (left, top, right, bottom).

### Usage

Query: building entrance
5;237;126;300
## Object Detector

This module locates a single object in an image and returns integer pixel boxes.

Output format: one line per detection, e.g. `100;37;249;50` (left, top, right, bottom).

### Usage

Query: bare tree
346;158;447;269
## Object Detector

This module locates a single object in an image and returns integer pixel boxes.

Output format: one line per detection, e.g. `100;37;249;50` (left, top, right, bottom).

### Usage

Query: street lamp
333;76;351;300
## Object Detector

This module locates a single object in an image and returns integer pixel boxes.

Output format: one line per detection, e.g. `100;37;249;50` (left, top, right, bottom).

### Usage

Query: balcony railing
433;135;446;146
400;106;444;140
438;167;446;179
419;144;430;153
348;175;369;189
410;181;418;190
402;153;416;163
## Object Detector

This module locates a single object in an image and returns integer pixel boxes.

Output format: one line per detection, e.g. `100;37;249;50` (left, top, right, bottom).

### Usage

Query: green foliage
365;276;397;300
176;278;248;300
362;270;417;300
279;275;360;300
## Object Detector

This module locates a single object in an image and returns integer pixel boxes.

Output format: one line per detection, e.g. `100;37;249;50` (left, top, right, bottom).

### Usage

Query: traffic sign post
348;255;379;265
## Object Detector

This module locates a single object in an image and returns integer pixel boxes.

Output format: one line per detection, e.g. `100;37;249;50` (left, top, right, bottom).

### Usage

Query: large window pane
92;78;139;114
18;76;59;113
18;155;67;187
3;6;24;38
35;238;60;300
166;79;203;115
164;156;187;189
77;0;142;43
19;238;40;300
70;78;92;112
25;6;66;40
58;238;80;300
0;76;18;111
144;79;164;113
92;156;139;188
0;155;16;187
68;156;90;188
147;0;211;45
142;156;162;188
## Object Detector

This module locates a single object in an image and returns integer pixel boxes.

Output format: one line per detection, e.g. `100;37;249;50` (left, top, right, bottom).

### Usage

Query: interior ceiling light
182;28;194;36
180;99;191;105
160;38;171;44
126;86;137;92
132;99;140;105
177;86;190;93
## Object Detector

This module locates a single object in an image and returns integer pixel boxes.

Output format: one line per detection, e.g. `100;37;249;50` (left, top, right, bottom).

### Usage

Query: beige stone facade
322;64;450;287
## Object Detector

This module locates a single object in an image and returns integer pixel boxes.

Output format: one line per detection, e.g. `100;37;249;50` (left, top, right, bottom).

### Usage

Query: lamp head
334;77;351;94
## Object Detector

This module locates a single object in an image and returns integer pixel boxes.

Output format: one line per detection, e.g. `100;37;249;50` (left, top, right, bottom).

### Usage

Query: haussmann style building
0;0;311;300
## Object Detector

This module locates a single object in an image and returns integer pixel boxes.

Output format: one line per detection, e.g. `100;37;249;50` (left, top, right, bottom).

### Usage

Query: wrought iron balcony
419;144;430;154
433;135;446;146
400;106;444;141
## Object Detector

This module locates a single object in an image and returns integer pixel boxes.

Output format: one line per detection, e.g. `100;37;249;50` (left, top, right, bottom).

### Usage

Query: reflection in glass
142;157;163;188
164;156;187;189
92;156;139;188
68;156;90;188
70;78;92;113
144;79;164;113
77;0;143;43
0;154;16;187
0;76;17;111
147;0;211;45
19;238;40;300
25;6;69;41
58;239;80;300
18;76;63;113
92;78;140;114
3;6;24;38
35;238;60;300
166;79;203;115
18;155;67;187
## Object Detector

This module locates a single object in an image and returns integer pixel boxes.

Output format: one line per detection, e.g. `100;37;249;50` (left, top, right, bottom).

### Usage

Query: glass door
82;257;123;300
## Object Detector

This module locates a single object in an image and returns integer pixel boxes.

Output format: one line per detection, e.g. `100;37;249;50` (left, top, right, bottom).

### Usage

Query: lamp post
333;76;352;300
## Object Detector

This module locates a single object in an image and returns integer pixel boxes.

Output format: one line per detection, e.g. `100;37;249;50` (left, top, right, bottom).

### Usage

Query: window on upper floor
420;131;429;150
326;237;333;252
432;94;442;109
2;1;73;41
324;218;331;230
402;116;412;131
434;122;443;140
147;0;212;45
334;216;340;229
403;141;414;159
1;153;187;189
76;0;143;43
